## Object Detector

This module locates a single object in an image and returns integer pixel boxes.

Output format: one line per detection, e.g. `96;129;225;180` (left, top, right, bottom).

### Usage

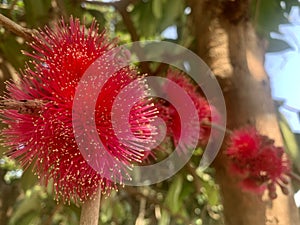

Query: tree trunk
189;0;300;224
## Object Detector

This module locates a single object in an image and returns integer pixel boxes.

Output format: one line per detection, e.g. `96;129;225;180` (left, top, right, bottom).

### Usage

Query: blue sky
265;6;300;133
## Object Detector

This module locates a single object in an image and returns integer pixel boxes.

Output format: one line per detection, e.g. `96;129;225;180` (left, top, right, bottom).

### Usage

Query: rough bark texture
190;0;299;224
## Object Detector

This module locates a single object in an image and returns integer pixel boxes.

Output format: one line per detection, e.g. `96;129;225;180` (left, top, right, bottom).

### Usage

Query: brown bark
0;13;36;42
190;0;299;224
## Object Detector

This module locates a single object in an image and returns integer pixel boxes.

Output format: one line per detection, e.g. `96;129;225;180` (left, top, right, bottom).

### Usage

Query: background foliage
0;0;300;224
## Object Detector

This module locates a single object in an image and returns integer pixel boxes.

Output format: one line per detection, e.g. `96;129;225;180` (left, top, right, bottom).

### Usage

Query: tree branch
114;2;140;42
8;0;18;16
289;171;300;185
135;193;147;225
124;186;191;224
84;0;117;7
83;0;153;74
85;0;139;41
44;203;63;225
0;13;36;42
54;0;68;20
186;163;203;193
0;99;45;115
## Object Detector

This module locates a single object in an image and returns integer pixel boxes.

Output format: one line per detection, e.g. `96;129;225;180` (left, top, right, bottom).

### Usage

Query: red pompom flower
158;69;219;149
1;18;157;202
226;127;290;199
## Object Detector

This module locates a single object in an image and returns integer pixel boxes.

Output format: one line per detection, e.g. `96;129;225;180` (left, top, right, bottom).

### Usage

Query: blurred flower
226;128;261;160
1;18;157;202
226;127;290;199
158;69;219;149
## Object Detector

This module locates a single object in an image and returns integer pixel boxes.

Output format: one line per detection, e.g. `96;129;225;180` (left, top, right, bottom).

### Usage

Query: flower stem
80;187;102;225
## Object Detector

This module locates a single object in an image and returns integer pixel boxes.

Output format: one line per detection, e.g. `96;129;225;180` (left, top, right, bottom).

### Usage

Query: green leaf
158;0;184;32
9;193;41;225
268;38;293;52
132;1;157;37
20;163;38;190
278;112;300;172
23;0;51;27
158;210;171;225
62;0;85;18
193;147;204;156
283;0;300;12
152;0;163;19
253;0;289;36
0;36;27;69
132;0;184;37
202;181;220;206
196;169;220;206
0;157;19;171
0;61;12;93
112;201;127;222
100;195;114;223
165;175;183;214
10;211;40;225
0;145;8;156
84;9;106;28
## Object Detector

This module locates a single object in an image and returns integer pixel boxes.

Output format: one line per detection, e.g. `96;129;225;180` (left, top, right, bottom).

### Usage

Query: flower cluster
158;69;218;149
226;127;290;199
1;18;157;202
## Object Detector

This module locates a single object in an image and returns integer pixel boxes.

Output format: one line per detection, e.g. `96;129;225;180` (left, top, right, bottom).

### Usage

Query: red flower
226;128;260;159
226;127;290;199
1;18;157;202
158;69;218;149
